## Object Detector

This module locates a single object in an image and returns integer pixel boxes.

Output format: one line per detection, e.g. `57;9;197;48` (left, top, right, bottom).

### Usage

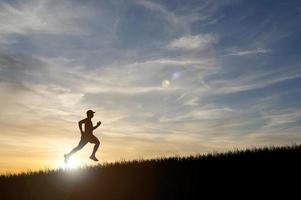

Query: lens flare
172;72;180;80
161;80;171;88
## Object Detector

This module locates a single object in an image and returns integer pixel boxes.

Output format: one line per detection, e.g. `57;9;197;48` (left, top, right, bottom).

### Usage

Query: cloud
0;0;87;38
159;106;233;123
0;0;119;45
182;97;200;106
207;65;301;94
263;110;301;128
223;48;271;56
81;56;217;94
135;0;205;32
135;0;170;16
0;52;87;123
0;52;87;92
167;34;217;50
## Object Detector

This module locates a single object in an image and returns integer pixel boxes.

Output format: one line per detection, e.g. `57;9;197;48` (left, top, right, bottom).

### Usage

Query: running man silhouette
64;110;101;163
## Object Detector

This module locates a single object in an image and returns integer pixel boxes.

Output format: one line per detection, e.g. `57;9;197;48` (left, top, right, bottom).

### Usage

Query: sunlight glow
58;157;81;170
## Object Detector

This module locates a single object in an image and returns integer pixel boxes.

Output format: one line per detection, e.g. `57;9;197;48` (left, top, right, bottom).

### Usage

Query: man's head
86;110;95;118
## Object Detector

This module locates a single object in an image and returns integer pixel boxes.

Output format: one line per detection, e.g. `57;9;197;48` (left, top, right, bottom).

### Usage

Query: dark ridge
1;145;300;199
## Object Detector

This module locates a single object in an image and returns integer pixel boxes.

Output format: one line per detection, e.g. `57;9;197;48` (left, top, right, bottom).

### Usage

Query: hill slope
1;145;300;200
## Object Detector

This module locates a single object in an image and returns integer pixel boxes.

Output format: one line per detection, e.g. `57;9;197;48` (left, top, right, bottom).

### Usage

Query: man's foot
64;154;70;164
89;155;99;162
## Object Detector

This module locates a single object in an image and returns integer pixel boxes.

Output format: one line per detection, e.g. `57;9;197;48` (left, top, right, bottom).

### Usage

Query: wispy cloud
207;65;301;94
263;110;301;128
159;106;233;123
223;48;271;56
0;0;91;42
135;0;205;32
167;34;217;50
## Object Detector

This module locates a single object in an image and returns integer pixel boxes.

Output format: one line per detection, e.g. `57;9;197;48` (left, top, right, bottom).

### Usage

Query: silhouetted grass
0;145;300;200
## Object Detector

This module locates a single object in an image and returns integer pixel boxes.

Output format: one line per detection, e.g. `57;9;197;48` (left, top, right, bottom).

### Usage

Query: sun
58;157;81;170
66;158;81;169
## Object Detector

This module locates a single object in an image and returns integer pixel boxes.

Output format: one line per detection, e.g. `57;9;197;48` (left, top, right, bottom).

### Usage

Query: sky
0;0;301;173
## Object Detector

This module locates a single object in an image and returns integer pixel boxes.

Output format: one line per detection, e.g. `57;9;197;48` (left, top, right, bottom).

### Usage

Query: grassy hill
1;145;300;200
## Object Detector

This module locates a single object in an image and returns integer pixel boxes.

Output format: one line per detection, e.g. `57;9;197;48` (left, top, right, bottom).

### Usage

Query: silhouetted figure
64;110;101;163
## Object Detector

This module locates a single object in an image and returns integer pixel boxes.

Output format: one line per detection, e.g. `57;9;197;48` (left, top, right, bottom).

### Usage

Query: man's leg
64;138;87;163
67;143;85;156
89;135;100;161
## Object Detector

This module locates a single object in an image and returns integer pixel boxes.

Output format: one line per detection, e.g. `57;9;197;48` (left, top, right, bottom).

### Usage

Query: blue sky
0;0;301;172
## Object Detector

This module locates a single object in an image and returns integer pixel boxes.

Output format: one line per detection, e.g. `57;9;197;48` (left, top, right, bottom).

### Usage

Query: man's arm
93;121;101;130
78;119;85;134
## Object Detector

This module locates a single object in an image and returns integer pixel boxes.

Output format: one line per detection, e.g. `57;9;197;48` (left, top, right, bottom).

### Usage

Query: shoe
64;154;69;164
89;155;99;162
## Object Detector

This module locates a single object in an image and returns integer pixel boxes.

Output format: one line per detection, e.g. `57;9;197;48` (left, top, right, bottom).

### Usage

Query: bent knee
91;138;100;145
